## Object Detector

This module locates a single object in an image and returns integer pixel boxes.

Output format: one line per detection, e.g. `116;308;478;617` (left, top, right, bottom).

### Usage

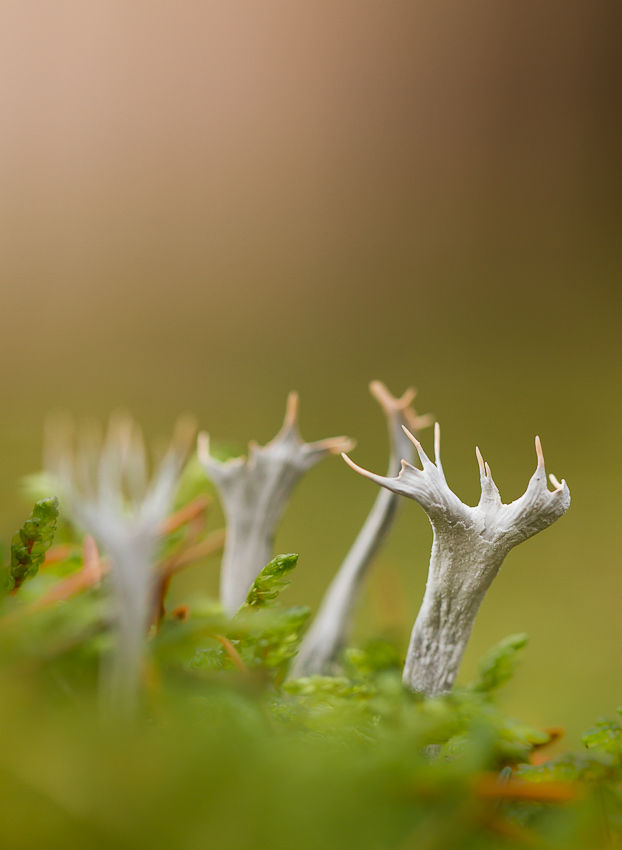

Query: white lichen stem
198;393;354;616
291;381;432;677
343;426;570;696
48;413;195;717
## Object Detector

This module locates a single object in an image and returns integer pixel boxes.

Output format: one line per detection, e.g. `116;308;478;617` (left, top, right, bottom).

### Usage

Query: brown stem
159;495;211;535
213;634;247;672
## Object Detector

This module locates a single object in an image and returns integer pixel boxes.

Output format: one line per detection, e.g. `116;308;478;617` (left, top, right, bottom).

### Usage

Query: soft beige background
0;1;621;739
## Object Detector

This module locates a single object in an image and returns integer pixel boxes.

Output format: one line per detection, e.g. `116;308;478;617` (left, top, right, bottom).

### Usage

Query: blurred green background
0;1;620;740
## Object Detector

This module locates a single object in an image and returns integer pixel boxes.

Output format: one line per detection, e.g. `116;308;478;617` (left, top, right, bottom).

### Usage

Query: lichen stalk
198;392;354;616
343;426;570;696
291;381;432;677
47;413;194;717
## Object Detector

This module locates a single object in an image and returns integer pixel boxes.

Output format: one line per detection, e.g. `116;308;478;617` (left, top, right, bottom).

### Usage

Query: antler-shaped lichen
343;426;570;696
290;381;432;677
47;413;195;716
198;393;354;615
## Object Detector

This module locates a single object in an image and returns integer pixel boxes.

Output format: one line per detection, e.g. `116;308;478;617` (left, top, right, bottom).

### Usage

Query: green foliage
185;554;310;675
581;716;622;760
2;497;59;592
242;553;299;609
346;637;403;677
467;633;529;695
0;485;619;849
519;711;622;840
284;675;375;699
231;605;311;668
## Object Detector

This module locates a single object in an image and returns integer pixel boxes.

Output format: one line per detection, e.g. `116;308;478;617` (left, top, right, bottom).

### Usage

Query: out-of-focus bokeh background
0;1;620;740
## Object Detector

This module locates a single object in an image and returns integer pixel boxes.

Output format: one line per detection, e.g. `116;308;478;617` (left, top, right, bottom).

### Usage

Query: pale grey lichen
290;381;432;678
198;392;354;616
47;413;195;717
343;426;570;696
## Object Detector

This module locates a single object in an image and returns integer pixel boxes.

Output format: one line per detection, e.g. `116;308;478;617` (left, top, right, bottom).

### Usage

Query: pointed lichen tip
245;439;261;464
197;431;210;464
475;446;485;475
399;386;417;407
535;435;545;467
412;412;434;432
370;380;417;413
433;422;442;460
368;379;387;396
341;452;366;476
401;424;420;448
284;391;300;428
308;434;354;455
106;411;134;456
320;436;356;455
549;473;562;490
342;450;386;484
369;380;396;411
